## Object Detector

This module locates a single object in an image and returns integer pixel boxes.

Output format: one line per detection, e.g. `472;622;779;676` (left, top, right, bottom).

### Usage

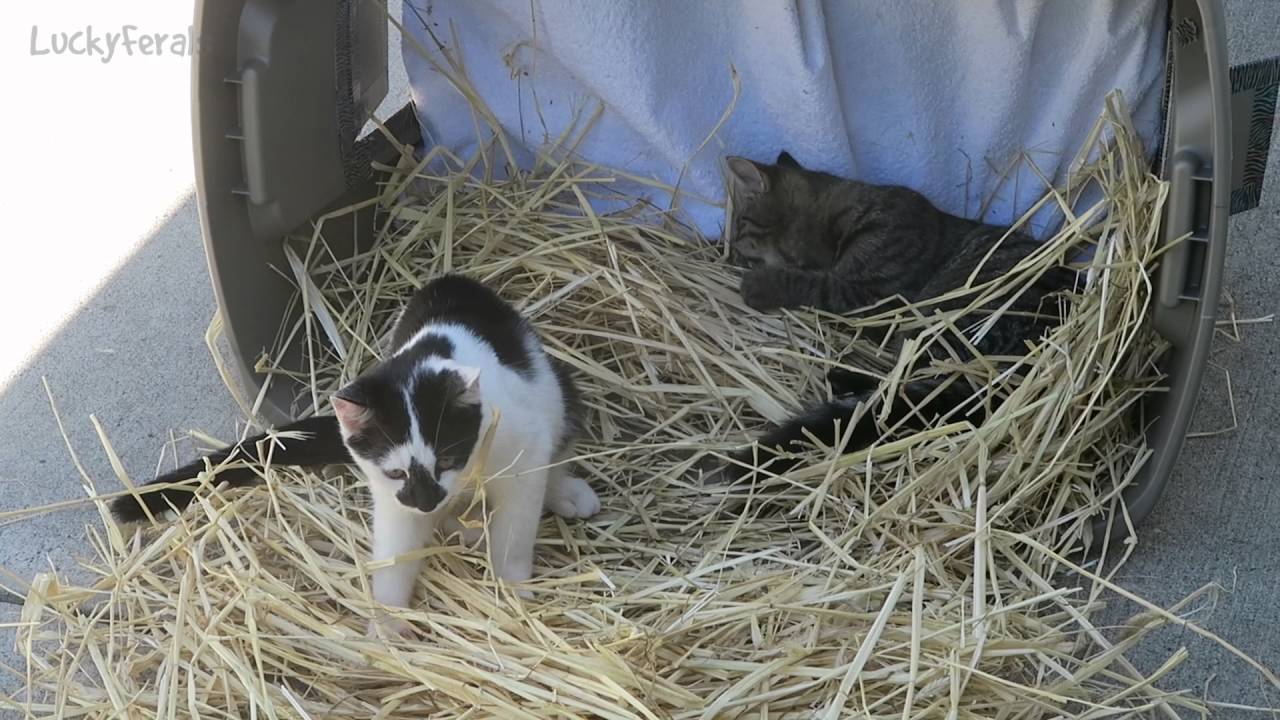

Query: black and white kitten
111;274;600;635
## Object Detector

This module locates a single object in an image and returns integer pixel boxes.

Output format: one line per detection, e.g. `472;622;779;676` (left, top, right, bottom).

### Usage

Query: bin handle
1157;150;1205;309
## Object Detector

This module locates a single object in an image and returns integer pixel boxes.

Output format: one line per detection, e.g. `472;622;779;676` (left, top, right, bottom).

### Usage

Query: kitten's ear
725;156;770;200
332;386;373;433
454;366;482;405
776;151;801;169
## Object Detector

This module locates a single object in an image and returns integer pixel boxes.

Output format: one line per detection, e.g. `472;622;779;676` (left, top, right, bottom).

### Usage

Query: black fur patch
404;332;455;358
549;359;583;455
109;416;349;523
397;458;446;512
336;365;413;462
776;150;801;168
410;369;482;475
390;274;536;377
724;378;978;482
339;353;484;476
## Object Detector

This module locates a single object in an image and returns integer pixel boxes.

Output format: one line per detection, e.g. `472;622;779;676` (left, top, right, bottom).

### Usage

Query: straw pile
6;66;1275;717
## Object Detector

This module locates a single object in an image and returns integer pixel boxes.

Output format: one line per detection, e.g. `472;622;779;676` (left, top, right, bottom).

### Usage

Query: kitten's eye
385;469;407;481
436;462;455;474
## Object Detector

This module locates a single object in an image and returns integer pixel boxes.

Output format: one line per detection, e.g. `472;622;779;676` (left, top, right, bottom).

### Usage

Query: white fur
341;322;600;624
545;469;601;518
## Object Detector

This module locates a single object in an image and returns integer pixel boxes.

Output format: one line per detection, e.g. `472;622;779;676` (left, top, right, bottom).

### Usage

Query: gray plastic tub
192;0;1234;545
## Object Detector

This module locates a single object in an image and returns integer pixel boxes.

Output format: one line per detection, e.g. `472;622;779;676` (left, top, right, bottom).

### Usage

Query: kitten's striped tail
109;416;350;523
724;378;982;481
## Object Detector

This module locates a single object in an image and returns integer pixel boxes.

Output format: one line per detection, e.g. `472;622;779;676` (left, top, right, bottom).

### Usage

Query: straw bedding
6;86;1274;717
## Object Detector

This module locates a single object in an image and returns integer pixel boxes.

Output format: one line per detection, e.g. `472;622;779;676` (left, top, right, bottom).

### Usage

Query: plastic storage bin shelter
192;0;1252;544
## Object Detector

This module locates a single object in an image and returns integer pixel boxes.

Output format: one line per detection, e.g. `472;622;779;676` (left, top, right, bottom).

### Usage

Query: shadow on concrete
0;192;246;700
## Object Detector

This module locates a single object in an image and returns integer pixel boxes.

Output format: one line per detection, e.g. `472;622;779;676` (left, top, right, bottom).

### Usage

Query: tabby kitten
723;152;1074;477
111;275;600;636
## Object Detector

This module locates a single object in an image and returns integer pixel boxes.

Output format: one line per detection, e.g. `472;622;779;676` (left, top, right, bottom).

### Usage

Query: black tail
109;416;350;523
725;378;982;481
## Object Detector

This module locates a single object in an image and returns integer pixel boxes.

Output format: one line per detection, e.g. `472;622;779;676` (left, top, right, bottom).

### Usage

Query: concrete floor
1099;1;1280;711
1;0;1277;714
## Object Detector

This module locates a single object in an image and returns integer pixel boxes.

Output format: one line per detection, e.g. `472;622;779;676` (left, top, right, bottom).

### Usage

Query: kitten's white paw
546;475;601;519
367;614;417;641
